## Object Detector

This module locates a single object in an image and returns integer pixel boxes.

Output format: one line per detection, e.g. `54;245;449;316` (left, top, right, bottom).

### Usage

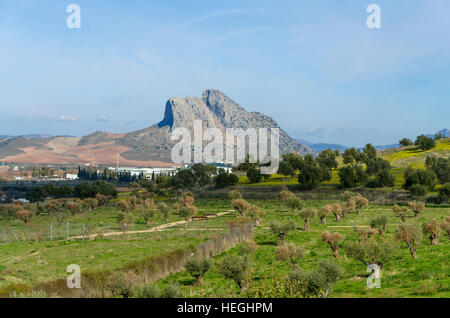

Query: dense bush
219;255;249;289
133;284;160;298
338;165;368;188
184;258;213;285
287;259;342;298
74;181;117;199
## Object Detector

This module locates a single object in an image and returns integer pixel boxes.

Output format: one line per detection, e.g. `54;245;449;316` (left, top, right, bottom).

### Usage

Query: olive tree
353;195;369;214
15;209;33;225
157;202;170;221
117;200;130;213
299;207;316;231
370;216;388;235
287;260;342;298
270;220;296;243
141;199;156;225
247;205;265;226
232;199;250;216
392;204;409;222
278;186;296;202
319;204;332;224
275;242;305;268
228;189;243;200
218;255;249;289
396;224;422;259
185;258;213;285
321;231;343;258
408;201;425;218
286;196;304;213
422;220;442;245
344;237;392;268
331;203;343;222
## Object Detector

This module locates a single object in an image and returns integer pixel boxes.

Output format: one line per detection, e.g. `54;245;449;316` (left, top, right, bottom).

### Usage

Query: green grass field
156;198;450;298
0;195;449;297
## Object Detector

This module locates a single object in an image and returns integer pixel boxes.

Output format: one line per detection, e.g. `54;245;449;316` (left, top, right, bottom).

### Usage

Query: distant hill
0;89;312;166
310;143;348;152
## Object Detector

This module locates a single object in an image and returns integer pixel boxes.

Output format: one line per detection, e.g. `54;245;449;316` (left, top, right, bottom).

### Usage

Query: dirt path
68;211;234;240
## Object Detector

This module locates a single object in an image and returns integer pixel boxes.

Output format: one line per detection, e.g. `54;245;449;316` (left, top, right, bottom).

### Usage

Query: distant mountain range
297;128;448;153
0;89;313;166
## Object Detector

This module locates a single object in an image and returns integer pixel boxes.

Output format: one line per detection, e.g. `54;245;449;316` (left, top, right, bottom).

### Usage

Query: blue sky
0;0;449;147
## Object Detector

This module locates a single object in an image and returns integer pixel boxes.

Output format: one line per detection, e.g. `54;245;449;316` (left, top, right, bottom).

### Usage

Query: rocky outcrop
118;89;313;162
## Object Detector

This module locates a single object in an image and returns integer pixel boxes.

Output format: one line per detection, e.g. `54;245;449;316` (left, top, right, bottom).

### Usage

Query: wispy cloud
57;115;77;123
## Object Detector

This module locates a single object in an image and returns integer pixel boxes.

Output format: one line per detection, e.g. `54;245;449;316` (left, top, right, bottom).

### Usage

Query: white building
65;173;79;180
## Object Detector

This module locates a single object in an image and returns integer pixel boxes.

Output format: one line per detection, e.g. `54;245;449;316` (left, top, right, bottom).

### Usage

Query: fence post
66;222;69;240
83;224;85;240
50;223;53;241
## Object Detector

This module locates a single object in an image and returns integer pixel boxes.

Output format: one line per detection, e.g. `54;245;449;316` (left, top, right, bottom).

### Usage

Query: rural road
68;211;234;240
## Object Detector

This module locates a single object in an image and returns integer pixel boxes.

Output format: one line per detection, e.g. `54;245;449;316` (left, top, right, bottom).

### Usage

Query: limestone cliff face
118;89;313;162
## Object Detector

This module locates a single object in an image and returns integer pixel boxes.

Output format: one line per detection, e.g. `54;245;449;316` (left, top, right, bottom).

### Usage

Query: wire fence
0;219;228;244
0;222;134;243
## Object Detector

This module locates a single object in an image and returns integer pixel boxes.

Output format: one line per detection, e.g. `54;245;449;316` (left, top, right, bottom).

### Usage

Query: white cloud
57;115;77;123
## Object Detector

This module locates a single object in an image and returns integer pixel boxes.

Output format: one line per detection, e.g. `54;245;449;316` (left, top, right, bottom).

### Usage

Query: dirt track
68;211;233;240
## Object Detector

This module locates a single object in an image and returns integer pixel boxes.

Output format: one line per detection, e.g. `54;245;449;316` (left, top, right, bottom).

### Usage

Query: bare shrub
321;231;343;258
275;242;304;267
422;220;441;245
397;224;422;259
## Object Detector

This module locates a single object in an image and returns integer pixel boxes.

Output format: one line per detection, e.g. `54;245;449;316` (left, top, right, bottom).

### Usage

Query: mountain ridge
0;89;313;166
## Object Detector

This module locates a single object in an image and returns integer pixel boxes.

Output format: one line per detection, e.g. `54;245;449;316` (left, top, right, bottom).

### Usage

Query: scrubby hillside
380;138;450;187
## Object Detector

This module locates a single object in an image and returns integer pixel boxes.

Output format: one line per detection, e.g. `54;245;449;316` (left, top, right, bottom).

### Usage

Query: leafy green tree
185;258;213;285
286;196;304;212
299;207;316;231
192;163;217;186
338;165;368;188
399;138;413;147
298;163;329;190
342;148;363;165
366;158;391;176
317;149;338;172
26;187;46;204
409;184;428;197
370;216;388;235
344;237;392;268
278;160;295;177
282;153;305;172
219;255;249;289
362;143;377;162
270;220;296;243
247;166;262;183
287;260;342;298
415;134;436;151
438;183;450;203
426;156;450;184
170;169;196;191
403;167;437;191
215;172;238;188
